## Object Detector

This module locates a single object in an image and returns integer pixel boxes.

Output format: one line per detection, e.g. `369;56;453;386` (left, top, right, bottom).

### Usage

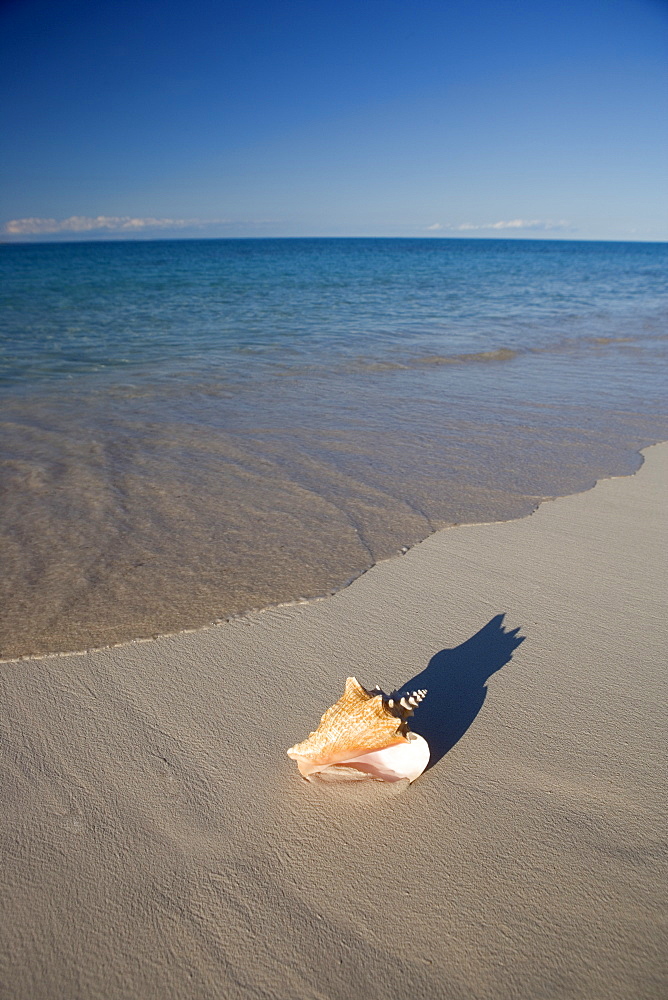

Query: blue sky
1;0;666;241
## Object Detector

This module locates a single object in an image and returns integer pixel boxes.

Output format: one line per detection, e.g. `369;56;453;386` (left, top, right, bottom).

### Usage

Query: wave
343;332;664;377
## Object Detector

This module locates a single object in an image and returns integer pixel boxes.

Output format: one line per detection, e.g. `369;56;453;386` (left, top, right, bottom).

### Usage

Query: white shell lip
304;732;430;784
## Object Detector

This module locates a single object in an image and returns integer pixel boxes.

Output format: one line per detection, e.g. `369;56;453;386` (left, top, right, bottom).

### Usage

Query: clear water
1;238;667;657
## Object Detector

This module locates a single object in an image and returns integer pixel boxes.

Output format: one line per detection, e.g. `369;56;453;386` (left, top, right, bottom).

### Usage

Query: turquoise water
2;238;667;382
1;238;667;657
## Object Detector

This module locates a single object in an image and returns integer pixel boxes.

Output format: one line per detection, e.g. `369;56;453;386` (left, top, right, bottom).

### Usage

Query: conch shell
287;676;429;783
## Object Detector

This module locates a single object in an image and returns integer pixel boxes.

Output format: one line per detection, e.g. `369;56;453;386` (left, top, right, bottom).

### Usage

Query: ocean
1;237;666;658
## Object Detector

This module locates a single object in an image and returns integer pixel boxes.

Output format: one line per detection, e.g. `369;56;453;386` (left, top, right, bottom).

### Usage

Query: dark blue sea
1;238;666;656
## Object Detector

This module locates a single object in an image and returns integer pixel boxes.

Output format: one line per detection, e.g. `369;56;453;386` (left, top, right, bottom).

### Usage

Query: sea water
1;238;666;657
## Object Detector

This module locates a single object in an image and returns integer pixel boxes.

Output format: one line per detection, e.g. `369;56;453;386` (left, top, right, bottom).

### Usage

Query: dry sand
1;442;666;1000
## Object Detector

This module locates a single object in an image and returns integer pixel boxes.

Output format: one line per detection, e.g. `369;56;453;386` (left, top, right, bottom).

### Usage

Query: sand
1;442;666;1000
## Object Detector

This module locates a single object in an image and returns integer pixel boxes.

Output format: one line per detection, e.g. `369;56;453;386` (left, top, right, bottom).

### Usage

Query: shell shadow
401;613;524;768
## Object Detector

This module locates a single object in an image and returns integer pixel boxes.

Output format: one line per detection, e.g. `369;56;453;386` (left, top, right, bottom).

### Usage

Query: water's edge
3;239;665;661
2;440;659;665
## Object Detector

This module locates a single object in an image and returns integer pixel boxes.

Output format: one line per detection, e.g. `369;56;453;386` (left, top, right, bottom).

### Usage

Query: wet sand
2;366;665;661
0;442;666;999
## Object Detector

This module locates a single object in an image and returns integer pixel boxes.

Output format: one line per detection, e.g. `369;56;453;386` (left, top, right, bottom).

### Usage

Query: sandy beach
1;441;666;999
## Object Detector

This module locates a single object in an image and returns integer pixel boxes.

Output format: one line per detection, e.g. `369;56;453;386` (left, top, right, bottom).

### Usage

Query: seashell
287;676;429;783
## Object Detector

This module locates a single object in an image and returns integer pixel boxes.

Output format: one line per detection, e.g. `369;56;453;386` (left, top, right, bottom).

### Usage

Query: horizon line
2;234;666;247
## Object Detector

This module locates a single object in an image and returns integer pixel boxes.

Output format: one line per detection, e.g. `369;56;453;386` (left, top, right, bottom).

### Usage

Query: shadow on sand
401;613;524;769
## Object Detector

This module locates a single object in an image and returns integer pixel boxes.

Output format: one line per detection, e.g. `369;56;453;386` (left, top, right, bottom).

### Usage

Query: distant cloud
3;216;228;235
453;219;571;232
425;222;443;230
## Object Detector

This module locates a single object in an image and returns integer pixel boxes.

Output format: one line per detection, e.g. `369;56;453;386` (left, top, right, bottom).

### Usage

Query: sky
1;0;666;241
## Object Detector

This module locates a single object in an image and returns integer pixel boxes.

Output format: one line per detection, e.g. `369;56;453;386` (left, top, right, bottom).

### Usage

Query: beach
1;441;665;999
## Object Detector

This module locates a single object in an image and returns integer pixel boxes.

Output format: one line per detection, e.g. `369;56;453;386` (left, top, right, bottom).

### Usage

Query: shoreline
1;441;666;998
3;236;667;662
0;438;655;665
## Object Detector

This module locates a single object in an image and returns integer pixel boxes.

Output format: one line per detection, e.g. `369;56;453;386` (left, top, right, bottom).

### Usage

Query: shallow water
1;238;666;658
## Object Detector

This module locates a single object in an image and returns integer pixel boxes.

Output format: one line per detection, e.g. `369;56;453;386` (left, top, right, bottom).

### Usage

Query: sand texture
1;443;666;1000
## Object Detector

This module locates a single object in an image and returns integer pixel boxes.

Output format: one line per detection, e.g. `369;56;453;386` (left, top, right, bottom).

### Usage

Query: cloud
3;216;228;235
453;219;571;232
425;222;443;230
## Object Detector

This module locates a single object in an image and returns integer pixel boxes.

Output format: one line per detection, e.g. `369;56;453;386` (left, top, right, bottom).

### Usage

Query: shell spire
287;677;430;783
383;687;428;719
